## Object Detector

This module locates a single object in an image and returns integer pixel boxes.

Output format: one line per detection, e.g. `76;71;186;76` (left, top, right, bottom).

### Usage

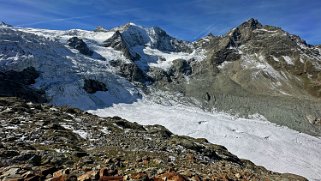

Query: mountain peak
238;18;263;30
112;22;143;32
123;22;139;29
127;22;136;26
0;21;12;27
94;26;108;32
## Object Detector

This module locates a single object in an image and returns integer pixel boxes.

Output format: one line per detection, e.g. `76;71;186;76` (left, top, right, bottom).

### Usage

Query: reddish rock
131;172;149;180
156;172;187;181
99;168;108;177
78;170;98;181
99;176;123;181
53;169;70;178
52;175;77;181
52;175;66;181
191;175;201;181
186;154;196;163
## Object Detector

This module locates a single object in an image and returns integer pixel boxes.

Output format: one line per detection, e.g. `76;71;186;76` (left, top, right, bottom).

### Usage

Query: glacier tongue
90;98;321;181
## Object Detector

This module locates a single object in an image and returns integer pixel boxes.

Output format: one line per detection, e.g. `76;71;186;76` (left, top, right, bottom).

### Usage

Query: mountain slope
151;19;321;136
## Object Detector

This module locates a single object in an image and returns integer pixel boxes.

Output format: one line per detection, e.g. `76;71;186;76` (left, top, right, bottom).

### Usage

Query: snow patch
101;127;111;135
254;29;278;33
73;130;88;139
141;47;205;70
282;56;294;65
241;54;284;80
271;56;279;62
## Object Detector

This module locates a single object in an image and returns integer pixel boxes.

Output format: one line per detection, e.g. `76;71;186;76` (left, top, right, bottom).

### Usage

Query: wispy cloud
16;8;141;27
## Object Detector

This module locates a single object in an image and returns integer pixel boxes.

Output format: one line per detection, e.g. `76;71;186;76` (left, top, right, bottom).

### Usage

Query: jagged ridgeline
0;18;320;138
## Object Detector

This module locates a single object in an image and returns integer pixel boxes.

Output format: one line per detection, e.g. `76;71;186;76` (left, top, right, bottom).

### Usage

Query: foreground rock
0;97;306;180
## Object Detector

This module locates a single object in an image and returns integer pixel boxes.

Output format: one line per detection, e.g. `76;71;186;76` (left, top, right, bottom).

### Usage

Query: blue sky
1;0;321;44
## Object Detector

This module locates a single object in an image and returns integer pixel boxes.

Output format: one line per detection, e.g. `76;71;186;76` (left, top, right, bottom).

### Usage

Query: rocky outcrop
148;27;192;53
67;37;93;56
169;59;192;76
0;67;46;103
119;62;149;83
83;79;108;94
103;31;139;60
0;97;307;181
148;67;171;83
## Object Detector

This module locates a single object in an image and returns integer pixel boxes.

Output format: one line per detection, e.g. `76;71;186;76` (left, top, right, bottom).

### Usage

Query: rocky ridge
149;19;321;136
0;97;307;181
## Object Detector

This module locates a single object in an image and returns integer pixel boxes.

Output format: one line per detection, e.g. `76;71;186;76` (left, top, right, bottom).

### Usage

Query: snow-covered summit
109;22;192;53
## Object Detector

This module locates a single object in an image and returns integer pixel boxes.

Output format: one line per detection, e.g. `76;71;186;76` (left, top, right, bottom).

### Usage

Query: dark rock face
83;79;108;94
119;63;148;83
108;59;149;83
149;27;192;53
169;59;192;76
67;37;93;56
0;67;46;103
0;97;308;181
103;31;135;60
148;67;171;83
210;49;240;65
1;67;39;85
